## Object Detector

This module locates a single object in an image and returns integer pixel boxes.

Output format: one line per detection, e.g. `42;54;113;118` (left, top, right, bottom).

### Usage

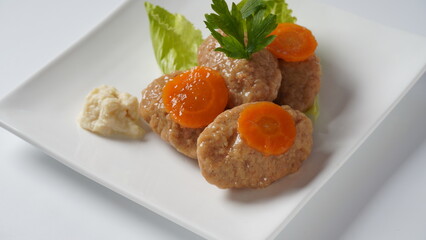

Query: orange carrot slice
267;23;317;62
238;102;296;156
162;66;228;128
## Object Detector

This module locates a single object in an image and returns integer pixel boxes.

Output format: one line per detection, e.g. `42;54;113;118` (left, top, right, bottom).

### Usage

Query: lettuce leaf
237;0;297;23
264;0;296;23
145;2;203;74
304;96;320;122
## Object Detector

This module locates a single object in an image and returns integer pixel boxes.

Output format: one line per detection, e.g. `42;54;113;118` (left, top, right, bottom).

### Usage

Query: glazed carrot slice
162;66;228;128
266;23;317;62
238;102;296;156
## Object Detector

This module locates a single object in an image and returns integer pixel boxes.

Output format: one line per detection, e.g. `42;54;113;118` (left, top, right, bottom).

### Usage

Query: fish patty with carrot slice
139;71;201;159
139;67;228;159
197;102;313;189
266;23;321;112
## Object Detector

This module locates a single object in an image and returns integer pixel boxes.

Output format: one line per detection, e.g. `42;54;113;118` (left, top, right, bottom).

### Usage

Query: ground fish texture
198;35;282;108
275;55;321;112
139;72;203;159
197;103;313;189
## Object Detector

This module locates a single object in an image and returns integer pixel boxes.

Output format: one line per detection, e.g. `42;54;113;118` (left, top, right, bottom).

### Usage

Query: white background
0;0;425;239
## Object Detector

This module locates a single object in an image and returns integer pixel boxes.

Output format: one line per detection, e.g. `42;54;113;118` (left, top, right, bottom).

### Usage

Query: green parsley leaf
204;0;277;60
240;0;265;18
246;9;277;54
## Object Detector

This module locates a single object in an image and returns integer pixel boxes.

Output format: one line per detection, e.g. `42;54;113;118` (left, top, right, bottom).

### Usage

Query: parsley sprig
204;0;278;60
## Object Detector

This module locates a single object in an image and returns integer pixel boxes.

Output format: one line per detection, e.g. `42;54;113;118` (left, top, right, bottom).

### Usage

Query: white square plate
1;0;426;239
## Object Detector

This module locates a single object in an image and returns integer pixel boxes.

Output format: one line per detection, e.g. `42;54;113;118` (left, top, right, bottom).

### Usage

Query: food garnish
237;102;296;156
237;0;297;23
162;66;229;128
305;96;320;121
204;0;278;60
267;23;317;62
144;2;203;74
